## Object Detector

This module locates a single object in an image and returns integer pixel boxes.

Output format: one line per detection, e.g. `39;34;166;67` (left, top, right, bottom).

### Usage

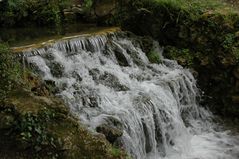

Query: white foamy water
22;32;239;159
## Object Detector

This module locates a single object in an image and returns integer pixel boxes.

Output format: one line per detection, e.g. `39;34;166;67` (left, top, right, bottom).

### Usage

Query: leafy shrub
0;0;72;27
0;44;20;102
16;108;60;158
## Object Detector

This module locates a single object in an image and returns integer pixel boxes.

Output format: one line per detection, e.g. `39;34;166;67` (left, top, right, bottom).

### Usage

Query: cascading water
20;31;239;159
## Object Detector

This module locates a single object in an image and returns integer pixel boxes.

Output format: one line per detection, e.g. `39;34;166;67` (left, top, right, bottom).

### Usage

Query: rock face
96;117;123;144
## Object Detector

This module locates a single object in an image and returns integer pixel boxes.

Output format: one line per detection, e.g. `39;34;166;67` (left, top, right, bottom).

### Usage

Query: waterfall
20;31;239;159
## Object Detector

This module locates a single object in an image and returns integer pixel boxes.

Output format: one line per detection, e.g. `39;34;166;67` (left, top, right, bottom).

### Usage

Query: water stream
20;31;239;159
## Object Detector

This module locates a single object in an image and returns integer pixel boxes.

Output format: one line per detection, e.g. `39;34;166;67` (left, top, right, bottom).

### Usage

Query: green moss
147;50;161;64
223;33;236;50
164;46;194;67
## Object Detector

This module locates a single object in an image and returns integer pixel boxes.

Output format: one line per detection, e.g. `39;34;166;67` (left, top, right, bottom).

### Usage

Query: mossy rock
0;77;129;159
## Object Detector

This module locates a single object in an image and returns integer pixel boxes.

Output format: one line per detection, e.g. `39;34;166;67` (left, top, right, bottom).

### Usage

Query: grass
153;0;238;15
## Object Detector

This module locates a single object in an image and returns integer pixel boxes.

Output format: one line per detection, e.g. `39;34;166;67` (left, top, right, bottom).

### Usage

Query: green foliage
110;148;124;157
16;107;60;158
0;0;72;27
0;44;20;102
164;46;194;66
223;33;236;50
110;147;132;159
147;50;161;64
82;0;93;13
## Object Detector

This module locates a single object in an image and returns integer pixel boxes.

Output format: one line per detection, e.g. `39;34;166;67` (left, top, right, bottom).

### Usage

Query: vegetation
1;0;239;158
82;0;93;13
0;0;102;27
147;50;161;64
164;47;194;66
0;0;72;27
0;43;21;102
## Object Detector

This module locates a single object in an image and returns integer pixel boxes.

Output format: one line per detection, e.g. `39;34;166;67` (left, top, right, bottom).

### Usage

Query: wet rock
72;71;82;82
114;48;129;66
48;62;64;78
44;80;60;94
77;87;101;108
86;39;98;52
141;119;152;153
82;95;99;107
96;124;123;144
45;80;56;86
43;52;55;61
29;62;45;76
99;72;129;91
89;68;100;80
96;117;123;144
106;40;130;66
127;49;144;66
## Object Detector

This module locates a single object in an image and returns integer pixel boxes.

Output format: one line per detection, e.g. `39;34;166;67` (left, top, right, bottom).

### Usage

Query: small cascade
19;31;239;159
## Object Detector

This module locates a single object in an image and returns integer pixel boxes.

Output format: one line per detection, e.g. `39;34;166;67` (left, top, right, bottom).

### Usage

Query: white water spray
21;32;239;159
